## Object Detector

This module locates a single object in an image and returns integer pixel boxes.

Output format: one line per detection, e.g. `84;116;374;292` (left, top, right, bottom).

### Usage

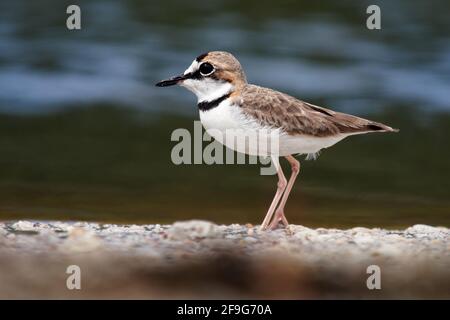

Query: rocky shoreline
0;220;449;298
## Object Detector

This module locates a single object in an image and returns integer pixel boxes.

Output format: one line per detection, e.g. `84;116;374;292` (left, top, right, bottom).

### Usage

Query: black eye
199;62;214;76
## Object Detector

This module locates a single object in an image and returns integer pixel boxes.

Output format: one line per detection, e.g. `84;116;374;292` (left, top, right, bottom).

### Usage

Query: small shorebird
156;51;398;230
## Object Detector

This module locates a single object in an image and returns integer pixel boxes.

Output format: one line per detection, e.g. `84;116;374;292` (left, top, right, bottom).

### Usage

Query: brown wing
238;85;397;137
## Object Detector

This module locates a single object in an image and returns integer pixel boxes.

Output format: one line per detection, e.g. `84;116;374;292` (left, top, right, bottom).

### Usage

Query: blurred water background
0;0;449;227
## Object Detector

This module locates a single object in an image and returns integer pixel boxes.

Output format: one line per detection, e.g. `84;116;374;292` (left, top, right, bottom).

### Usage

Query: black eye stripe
189;69;202;80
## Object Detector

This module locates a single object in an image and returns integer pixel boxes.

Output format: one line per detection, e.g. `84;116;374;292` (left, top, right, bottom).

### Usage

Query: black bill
155;74;189;87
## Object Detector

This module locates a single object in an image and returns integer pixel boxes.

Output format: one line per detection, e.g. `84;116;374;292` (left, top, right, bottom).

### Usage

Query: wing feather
238;85;397;137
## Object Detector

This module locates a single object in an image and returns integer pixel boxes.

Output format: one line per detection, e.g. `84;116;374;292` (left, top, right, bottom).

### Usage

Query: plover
156;51;398;230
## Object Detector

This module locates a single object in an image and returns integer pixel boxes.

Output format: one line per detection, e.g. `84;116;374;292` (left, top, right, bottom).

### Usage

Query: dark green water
0;105;449;228
0;1;449;227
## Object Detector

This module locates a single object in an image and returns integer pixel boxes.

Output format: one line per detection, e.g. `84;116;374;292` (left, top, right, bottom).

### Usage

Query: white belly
199;100;346;157
278;133;346;156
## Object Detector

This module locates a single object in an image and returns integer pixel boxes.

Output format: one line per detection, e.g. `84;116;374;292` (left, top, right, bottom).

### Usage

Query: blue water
0;0;449;114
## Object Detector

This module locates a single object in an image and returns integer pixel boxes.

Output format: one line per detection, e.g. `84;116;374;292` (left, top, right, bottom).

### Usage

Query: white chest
199;99;281;156
199;99;245;132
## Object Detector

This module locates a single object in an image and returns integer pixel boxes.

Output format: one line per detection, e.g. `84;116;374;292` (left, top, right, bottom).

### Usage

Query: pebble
167;220;218;240
61;226;102;253
11;221;37;232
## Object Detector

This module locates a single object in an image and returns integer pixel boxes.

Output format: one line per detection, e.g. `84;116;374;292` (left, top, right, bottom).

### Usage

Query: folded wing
239;85;398;137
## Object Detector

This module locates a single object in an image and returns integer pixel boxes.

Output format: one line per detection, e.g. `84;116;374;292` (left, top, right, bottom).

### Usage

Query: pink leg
260;156;287;231
269;155;300;230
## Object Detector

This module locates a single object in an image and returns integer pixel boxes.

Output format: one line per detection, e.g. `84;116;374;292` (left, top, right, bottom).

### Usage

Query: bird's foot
268;210;289;230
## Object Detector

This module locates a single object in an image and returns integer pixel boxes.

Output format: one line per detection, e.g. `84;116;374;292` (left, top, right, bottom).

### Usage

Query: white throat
182;79;233;103
180;59;233;103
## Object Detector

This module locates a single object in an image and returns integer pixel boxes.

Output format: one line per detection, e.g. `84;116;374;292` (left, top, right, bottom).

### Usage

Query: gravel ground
0;220;449;299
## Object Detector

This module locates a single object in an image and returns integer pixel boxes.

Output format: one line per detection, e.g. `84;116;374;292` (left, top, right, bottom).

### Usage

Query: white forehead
184;59;200;75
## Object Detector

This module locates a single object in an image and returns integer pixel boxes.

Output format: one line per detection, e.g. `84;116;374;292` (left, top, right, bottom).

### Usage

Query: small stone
243;236;257;243
11;221;37;232
167;220;218;240
405;224;440;234
225;234;240;240
61;227;102;252
350;227;372;235
0;225;7;236
292;227;318;240
353;235;374;245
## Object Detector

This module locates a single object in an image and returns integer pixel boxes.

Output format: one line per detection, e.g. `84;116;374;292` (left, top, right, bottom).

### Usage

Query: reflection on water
0;1;449;227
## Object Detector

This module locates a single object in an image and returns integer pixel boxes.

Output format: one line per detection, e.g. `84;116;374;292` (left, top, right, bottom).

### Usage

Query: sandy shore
0;220;448;299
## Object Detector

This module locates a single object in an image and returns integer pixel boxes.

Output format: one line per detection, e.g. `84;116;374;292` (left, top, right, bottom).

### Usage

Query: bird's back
236;84;398;137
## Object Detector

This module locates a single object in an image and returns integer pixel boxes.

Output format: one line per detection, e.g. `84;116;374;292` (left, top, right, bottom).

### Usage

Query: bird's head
156;51;247;103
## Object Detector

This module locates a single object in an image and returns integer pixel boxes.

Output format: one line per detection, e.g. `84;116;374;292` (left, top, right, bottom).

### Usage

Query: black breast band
198;93;231;111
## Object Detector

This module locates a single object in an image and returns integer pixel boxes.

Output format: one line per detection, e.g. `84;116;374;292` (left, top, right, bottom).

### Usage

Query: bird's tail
364;121;400;133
